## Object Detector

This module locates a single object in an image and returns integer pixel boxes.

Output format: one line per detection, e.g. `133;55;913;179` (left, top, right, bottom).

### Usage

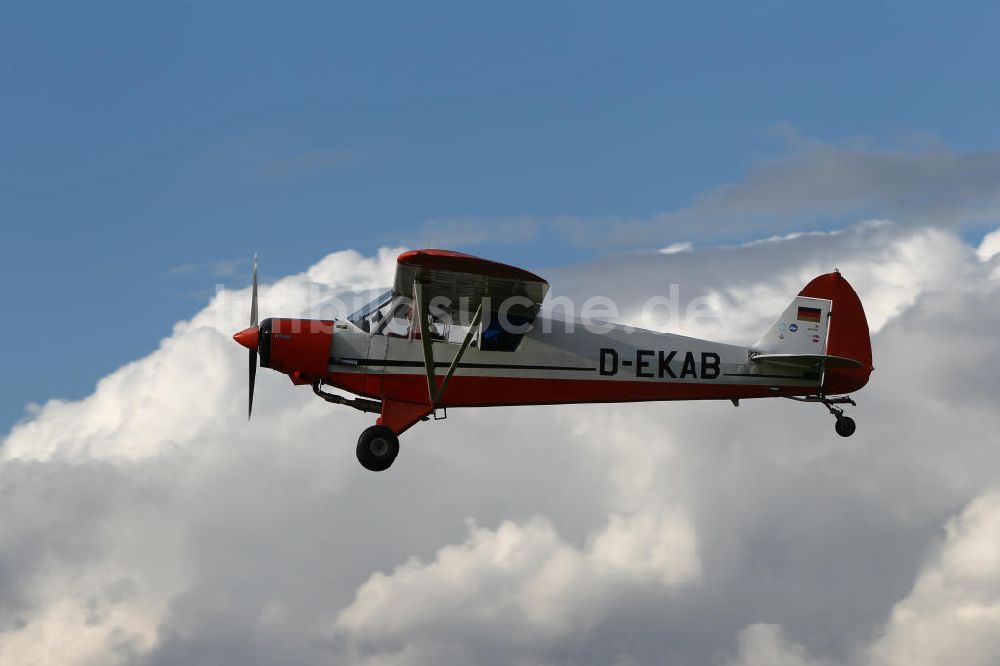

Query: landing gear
834;416;856;438
787;394;858;437
356;425;400;472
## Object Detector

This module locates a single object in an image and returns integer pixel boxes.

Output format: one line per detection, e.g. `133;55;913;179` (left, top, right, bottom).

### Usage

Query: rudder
798;271;873;394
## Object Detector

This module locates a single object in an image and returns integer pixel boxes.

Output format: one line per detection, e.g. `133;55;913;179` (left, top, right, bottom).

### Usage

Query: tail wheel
357;425;400;471
835;416;856;438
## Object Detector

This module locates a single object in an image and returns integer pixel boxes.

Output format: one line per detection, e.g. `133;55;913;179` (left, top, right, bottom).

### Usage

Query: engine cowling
258;318;335;384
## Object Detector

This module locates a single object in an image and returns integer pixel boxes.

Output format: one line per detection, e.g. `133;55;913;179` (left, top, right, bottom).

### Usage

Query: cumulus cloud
3;221;1000;665
725;624;834;666
336;510;699;659
543;219;978;343
977;227;1000;263
728;489;1000;666
868;491;1000;666
5;247;404;464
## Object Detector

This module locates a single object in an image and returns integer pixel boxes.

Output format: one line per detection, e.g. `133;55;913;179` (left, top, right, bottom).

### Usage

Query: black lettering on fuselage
599;348;721;380
599;348;619;376
658;351;677;378
680;352;698;378
701;352;720;379
636;350;654;378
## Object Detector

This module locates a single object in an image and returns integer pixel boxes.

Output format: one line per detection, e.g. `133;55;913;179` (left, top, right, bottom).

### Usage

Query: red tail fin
799;271;874;394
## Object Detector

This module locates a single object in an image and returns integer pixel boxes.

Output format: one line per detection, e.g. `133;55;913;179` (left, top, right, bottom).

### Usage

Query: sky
4;1;1000;428
4;2;1000;664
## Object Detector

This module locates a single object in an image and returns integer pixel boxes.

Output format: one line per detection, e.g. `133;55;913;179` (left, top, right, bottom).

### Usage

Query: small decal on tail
756;296;831;355
797;306;822;322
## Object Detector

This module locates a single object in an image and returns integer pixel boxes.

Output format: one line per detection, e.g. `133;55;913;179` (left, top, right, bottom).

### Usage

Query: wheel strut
787;394;858;437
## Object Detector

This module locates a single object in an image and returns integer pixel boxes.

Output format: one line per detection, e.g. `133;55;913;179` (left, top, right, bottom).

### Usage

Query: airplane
233;249;873;471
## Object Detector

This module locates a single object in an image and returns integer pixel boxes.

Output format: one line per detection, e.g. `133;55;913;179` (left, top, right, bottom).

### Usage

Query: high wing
393;249;549;405
393;249;549;319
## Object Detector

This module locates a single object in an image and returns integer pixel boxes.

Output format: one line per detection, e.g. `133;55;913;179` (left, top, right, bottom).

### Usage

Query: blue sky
3;0;1000;429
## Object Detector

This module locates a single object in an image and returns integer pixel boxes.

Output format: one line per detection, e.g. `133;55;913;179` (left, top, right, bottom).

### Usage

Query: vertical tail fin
799;271;873;394
756;271;874;394
755;296;832;355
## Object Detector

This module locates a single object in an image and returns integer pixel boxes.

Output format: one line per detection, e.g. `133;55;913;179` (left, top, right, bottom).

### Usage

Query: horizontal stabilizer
751;354;865;370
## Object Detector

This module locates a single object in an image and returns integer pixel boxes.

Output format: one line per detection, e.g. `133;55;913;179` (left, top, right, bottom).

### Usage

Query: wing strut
412;280;483;405
413;280;437;403
437;303;483;402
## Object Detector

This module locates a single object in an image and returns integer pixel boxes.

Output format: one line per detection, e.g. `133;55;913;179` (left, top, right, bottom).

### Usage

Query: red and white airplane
233;250;873;471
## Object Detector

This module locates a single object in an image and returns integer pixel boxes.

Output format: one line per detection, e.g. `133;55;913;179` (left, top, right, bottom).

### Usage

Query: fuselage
326;314;819;408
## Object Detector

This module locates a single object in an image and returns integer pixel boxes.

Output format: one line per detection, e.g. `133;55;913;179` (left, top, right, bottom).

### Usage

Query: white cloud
545;220;980;343
657;242;692;255
4;247;404;464
977;227;1000;262
336;510;699;653
3;222;1000;665
725;624;834;666
868;491;1000;666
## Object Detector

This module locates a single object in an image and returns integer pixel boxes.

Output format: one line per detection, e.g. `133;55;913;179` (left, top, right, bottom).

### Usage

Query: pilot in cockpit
386;303;447;341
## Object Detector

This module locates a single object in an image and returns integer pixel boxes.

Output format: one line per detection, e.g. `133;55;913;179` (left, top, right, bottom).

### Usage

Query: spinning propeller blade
232;255;262;418
249;348;257;419
250;254;258;327
247;255;258;419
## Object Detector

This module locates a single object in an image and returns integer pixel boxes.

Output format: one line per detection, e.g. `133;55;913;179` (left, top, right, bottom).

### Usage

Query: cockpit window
479;312;531;351
347;290;394;333
382;299;414;337
379;298;450;341
349;291;471;343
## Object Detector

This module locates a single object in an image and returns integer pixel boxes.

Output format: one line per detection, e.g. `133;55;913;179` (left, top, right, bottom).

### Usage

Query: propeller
248;254;258;418
232;255;260;419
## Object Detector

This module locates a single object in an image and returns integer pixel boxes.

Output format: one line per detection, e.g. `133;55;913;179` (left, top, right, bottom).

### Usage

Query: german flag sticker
797;306;822;323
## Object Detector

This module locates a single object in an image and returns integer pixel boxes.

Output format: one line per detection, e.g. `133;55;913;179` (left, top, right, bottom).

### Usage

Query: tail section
755;295;832;355
800;271;873;394
756;271;873;395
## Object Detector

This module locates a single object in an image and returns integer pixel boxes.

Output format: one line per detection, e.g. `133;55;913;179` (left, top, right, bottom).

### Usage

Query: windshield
379;297;451;340
347;290;393;332
347;290;465;342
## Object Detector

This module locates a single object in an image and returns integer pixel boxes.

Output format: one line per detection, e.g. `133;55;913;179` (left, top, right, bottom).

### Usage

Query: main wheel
835;416;856;438
357;425;400;471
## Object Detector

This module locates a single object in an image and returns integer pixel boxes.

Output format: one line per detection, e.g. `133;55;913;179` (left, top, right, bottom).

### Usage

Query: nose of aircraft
233;326;260;351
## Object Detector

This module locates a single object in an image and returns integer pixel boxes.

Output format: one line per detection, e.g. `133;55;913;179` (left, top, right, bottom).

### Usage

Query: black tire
835;416;856;438
357;425;400;471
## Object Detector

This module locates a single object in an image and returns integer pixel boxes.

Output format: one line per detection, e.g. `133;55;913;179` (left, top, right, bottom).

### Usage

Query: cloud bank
3;222;1000;665
412;134;1000;250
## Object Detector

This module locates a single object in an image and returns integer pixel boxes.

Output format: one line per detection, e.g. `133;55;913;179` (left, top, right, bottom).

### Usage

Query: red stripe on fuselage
326;371;815;408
